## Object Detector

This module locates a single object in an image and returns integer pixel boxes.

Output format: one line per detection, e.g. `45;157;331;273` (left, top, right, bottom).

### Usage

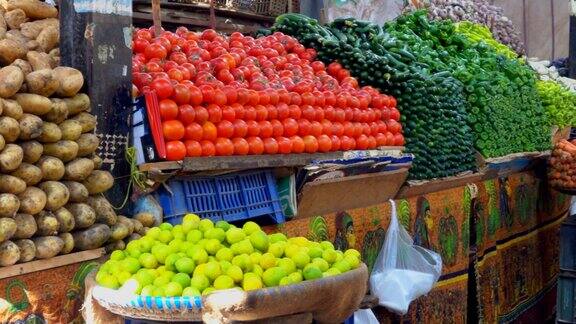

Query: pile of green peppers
537;80;576;128
455;21;517;60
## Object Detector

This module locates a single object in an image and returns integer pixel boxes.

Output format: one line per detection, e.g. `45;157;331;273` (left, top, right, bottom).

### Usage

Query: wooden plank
297;169;408;218
395;171;487;199
0;248;105;280
139;153;344;172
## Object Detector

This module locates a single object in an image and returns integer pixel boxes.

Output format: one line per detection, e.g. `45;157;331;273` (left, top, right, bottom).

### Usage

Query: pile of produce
415;0;525;55
549;139;576;189
536;80;576;128
529;59;576;91
0;0;124;266
96;214;362;297
269;13;477;179
132;27;404;161
455;21;517;59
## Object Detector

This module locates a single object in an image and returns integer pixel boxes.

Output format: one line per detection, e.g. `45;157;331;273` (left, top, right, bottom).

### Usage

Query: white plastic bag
369;200;442;315
354;309;379;324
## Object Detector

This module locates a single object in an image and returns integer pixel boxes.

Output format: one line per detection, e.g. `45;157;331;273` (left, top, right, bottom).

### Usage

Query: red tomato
320;120;333;136
285;136;303;154
266;90;279;105
246;120;260;137
232;138;249;155
150;79;173;99
362;123;371;136
200;85;215;104
367;135;377;149
317;135;332;153
371;95;385;109
233;119;248;138
335;95;347;108
394;133;405;146
168;68;184;82
389;107;401;121
185;123;203;141
213;89;227;106
258;91;270;105
159;99;178;121
330;135;341;151
202;122;217;141
327;62;342;77
166;141;186;161
244;106;257;120
263;138;279;154
266;104;278;120
386;120;402;134
215;138;234;156
247;90;259;106
259;121;273;138
184;140;202;157
237;89;249;105
375;133;387;146
163;120;185;140
172;84;191;105
223;87;238;104
145;43;167;60
187;86;202;106
309;121;323;137
288;105;302;119
254;105;268;121
207;104;222;123
323;91;336;106
178;104;195;124
302;135;318;153
247;137;264;155
231;103;245;119
200;140;216;157
389;96;397;108
133;38;150;53
310;61;325;72
314;107;325;121
301;92;314;105
276;137;292;154
343;121;355;137
298;119;311;136
369;122;379;136
290;92;302;105
270;120;284;137
331;122;344;137
385;132;395;146
194;106;209;124
352;123;362;138
301;105;315;121
340;136;353;151
217;120;234;138
276;103;290;120
282;118;298;137
221;106;236;122
334;108;346;122
279;90;291;104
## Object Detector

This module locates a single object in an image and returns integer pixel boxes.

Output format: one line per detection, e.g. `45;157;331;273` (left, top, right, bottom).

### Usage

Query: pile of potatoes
0;0;141;266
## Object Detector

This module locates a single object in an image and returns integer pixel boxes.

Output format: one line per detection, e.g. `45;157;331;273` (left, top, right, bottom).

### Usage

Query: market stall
0;0;575;323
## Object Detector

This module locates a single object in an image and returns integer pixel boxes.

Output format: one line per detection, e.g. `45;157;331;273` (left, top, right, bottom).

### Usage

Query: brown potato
37;121;62;143
26;51;53;71
20;18;59;39
0;117;20;142
59;233;74;254
105;240;125;253
0;38;26;65
36;26;59;53
134;212;155;228
54;207;74;233
21;140;43;164
117;216;134;236
86;195;117;226
0;144;23;172
126;233;142;243
18;186;46;215
25;69;59;97
71;112;96;133
109;222;129;242
0;135;5;152
33;236;63;259
4;9;27;29
59;119;82;141
39;181;70;211
82;170;113;195
89;154;103;169
44;98;68;124
0;65;24;98
53;67;84;97
36;156;64;181
0;217;16;241
73;224;110;251
6;30;29;46
18;113;43;140
15;239;35;262
35;210;58;236
131;219;145;236
14;93;52;115
0;193;19;217
0;240;19;266
64;158;94;181
25;40;38;52
2;99;22;120
5;0;59;19
63;181;88;203
43;140;79;162
11;59;32;76
76;134;100;157
63;94;90;116
13;213;36;239
0;13;6;40
11;163;42;186
67;203;96;229
0;175;26;194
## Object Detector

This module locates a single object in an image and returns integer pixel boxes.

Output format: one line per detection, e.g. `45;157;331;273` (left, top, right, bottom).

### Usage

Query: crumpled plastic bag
369;200;442;314
323;0;404;25
354;309;379;324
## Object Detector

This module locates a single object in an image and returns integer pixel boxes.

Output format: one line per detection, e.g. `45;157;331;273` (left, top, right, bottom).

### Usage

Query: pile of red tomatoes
132;27;403;160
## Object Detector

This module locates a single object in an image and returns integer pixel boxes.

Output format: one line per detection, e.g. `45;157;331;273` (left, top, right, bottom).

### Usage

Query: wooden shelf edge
0;248;105;280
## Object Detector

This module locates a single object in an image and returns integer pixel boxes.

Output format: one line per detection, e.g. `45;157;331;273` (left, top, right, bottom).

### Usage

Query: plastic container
131;97;157;165
155;170;285;225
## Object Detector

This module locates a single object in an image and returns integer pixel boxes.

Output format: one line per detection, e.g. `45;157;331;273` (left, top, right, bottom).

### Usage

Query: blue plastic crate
154;170;285;225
